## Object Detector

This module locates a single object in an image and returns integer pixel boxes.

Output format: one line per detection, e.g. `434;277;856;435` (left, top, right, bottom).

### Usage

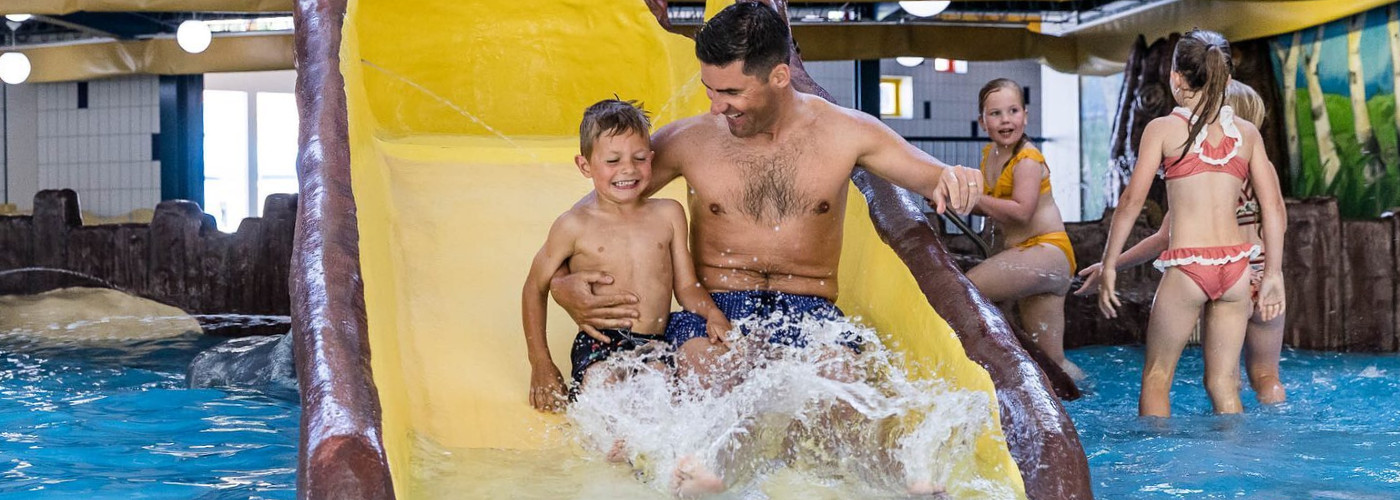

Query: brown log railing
0;189;295;319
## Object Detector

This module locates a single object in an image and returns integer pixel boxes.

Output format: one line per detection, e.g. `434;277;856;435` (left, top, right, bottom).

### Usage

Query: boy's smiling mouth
611;180;640;189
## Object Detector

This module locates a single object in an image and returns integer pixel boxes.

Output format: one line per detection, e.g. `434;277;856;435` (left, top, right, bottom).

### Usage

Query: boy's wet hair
695;2;791;79
1225;80;1265;126
579;99;652;158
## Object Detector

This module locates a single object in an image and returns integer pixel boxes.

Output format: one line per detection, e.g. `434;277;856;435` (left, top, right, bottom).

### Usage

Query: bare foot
672;455;724;498
906;479;945;496
606;440;628;463
1060;359;1087;382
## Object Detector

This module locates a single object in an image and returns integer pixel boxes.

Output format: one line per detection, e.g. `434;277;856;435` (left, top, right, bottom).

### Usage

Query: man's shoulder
655;114;718;144
798;94;879;131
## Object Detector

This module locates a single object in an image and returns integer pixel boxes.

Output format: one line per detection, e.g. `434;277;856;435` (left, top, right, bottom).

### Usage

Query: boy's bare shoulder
550;204;596;235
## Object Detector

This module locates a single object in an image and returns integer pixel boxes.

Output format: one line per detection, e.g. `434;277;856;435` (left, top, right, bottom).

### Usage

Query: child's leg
1201;275;1253;414
966;243;1070;303
675;337;740;392
577;362;641;463
1141;268;1209;417
1019;292;1083;380
1244;308;1286;404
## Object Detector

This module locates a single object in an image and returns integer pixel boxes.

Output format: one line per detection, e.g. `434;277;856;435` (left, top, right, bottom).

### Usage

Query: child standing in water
521;99;730;413
1078;80;1288;404
967;78;1083;380
1099;30;1286;417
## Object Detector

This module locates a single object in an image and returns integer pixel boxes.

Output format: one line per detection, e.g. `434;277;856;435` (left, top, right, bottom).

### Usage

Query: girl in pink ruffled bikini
1099;29;1287;417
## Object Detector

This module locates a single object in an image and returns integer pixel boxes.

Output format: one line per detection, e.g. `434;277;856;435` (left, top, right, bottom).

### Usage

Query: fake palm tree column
1274;31;1303;189
1307;26;1344;186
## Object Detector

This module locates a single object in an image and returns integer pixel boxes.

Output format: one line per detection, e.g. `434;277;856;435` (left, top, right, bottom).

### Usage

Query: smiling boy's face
577;131;653;205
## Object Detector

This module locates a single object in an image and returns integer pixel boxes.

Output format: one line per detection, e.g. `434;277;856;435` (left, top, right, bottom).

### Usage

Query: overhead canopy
0;0;1389;79
0;0;291;14
788;0;1394;74
15;34;292;83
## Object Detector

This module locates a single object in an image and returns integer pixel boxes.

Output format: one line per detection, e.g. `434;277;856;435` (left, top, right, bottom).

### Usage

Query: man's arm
850;111;982;214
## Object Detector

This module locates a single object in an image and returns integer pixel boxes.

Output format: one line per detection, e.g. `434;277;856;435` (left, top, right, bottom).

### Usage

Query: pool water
1065;345;1400;499
0;333;298;499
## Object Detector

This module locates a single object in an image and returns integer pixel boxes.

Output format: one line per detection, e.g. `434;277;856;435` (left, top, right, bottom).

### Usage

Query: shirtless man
555;0;979;365
553;3;981;492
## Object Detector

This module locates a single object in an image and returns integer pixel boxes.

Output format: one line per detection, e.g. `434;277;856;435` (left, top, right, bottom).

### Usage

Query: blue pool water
0;334;298;499
1065;345;1400;499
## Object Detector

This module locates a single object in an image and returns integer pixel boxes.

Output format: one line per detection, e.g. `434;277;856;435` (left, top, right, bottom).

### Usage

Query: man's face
701;61;780;138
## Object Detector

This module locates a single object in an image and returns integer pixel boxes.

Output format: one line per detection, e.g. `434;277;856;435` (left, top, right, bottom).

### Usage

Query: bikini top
1160;105;1249;181
980;144;1051;200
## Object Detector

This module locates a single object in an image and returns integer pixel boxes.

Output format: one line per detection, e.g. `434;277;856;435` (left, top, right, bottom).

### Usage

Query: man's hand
529;363;568;413
1097;268;1121;319
643;0;675;33
550;270;640;342
1256;272;1286;322
1075;263;1104;296
930;165;982;215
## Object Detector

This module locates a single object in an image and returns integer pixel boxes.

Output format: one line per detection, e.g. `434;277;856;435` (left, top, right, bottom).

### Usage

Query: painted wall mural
1273;4;1400;218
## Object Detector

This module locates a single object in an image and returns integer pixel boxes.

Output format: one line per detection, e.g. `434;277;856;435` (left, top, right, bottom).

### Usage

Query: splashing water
567;313;1003;498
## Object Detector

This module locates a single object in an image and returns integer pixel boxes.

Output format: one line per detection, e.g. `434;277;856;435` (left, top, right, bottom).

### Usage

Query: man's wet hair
579;99;651;158
694;2;791;79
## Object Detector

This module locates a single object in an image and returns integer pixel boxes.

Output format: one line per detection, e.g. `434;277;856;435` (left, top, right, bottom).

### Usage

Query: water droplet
773;226;780;231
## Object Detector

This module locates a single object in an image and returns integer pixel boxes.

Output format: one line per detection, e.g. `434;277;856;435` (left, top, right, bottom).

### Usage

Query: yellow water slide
293;0;1083;498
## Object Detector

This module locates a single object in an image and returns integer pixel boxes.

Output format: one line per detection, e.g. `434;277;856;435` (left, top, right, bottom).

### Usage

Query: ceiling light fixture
895;57;925;67
898;1;951;18
0;52;31;84
3;14;32;23
177;20;212;54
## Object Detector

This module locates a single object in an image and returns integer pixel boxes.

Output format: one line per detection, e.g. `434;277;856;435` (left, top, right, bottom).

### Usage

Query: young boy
522;99;731;413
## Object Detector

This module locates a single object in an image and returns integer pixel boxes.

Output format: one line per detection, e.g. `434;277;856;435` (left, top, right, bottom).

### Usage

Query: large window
202;89;299;231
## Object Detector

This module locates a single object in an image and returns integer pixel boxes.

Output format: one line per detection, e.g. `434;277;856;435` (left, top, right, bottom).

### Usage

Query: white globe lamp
895;57;925;67
177;20;212;54
0;52;31;84
899;1;951;18
4;14;32;23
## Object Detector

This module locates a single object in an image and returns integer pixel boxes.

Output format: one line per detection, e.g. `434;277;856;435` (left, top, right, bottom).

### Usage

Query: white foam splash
567;313;998;497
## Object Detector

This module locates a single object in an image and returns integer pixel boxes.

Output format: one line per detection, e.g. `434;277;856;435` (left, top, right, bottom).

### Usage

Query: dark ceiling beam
44;12;171;40
31;14;126;40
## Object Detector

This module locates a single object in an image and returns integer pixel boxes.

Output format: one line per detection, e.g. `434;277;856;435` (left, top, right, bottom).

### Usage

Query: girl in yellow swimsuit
966;78;1082;380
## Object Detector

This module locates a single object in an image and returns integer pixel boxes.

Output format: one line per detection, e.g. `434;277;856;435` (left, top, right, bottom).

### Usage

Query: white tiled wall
2;75;160;214
804;59;1044;138
802;59;1084;221
32;77;162;216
